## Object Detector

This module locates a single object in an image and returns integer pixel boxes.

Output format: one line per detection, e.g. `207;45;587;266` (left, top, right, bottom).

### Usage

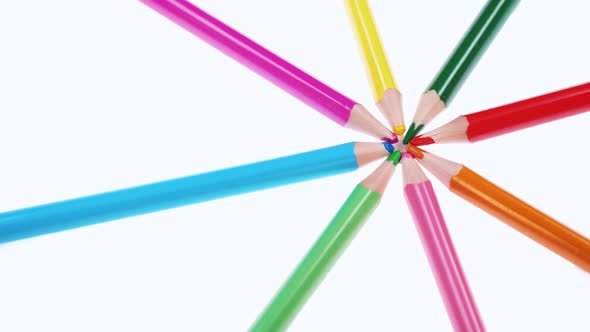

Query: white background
0;1;589;331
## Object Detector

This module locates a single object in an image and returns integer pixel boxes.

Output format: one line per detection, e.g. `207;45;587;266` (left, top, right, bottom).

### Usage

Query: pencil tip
403;123;416;144
386;150;402;165
382;141;395;153
393;125;406;136
402;152;413;159
381;134;399;144
411;135;435;146
406;144;425;159
403;123;424;145
391;134;399;144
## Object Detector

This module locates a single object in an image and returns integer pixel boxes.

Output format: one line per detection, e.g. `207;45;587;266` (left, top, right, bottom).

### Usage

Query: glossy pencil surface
345;0;405;134
427;0;518;104
0;142;389;243
409;146;590;272
465;82;590;141
250;184;380;332
449;167;590;272
404;0;519;144
251;160;396;332
345;0;397;98
140;0;354;124
403;158;484;332
413;82;590;145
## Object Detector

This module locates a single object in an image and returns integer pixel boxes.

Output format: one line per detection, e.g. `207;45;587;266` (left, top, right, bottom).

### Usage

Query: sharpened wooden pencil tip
401;155;428;186
361;160;397;195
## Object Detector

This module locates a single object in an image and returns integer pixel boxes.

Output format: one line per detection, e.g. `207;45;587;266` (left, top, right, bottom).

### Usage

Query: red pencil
411;82;590;146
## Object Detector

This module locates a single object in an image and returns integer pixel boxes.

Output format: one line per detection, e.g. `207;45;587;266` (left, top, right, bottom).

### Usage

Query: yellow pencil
345;0;405;136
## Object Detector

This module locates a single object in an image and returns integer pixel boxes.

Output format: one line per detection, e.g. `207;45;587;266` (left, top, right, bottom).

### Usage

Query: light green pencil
250;151;402;332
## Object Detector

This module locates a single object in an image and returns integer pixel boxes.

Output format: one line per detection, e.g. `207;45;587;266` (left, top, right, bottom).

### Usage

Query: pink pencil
139;0;396;142
402;153;485;332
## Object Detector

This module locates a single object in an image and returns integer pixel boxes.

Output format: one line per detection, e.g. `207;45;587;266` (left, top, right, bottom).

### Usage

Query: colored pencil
0;142;392;243
407;145;590;272
404;0;519;144
411;82;590;145
402;153;485;332
250;151;401;332
345;0;405;135
139;0;397;143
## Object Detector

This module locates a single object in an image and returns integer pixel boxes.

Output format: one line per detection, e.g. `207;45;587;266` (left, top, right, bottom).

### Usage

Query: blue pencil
0;142;393;243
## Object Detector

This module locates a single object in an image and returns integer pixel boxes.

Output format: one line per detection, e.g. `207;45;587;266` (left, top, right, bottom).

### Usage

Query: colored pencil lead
406;144;425;160
403;123;424;144
410;135;435;146
382;135;399;144
383;141;395;153
393;125;406;137
386;150;402;165
404;122;415;143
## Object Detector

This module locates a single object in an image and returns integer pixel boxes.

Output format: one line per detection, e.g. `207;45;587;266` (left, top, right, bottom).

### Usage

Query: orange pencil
406;144;590;272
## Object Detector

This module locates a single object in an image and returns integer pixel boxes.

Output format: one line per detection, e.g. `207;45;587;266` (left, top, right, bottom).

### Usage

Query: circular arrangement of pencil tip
2;0;589;331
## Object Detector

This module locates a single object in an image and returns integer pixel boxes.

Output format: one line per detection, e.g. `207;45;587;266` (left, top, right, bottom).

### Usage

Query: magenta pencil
402;153;485;332
139;0;396;142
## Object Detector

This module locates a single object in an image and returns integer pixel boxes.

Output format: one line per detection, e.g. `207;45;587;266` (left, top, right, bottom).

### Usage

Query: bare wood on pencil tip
414;149;462;188
361;160;396;195
410;148;590;272
413;90;446;126
419;116;469;144
402;157;428;187
422;82;590;144
354;142;390;167
378;88;405;134
392;139;406;154
346;104;396;141
344;0;403;136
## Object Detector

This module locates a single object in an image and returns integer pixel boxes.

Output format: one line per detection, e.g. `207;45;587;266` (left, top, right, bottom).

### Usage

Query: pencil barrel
250;184;381;332
0;143;359;243
466;82;590;141
428;0;519;104
450;167;590;272
345;0;397;101
139;0;356;125
405;181;485;332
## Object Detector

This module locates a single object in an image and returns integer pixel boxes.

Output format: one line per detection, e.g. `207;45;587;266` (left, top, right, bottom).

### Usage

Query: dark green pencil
404;0;519;144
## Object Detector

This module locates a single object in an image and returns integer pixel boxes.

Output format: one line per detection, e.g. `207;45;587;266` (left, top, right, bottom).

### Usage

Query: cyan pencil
0;142;392;243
